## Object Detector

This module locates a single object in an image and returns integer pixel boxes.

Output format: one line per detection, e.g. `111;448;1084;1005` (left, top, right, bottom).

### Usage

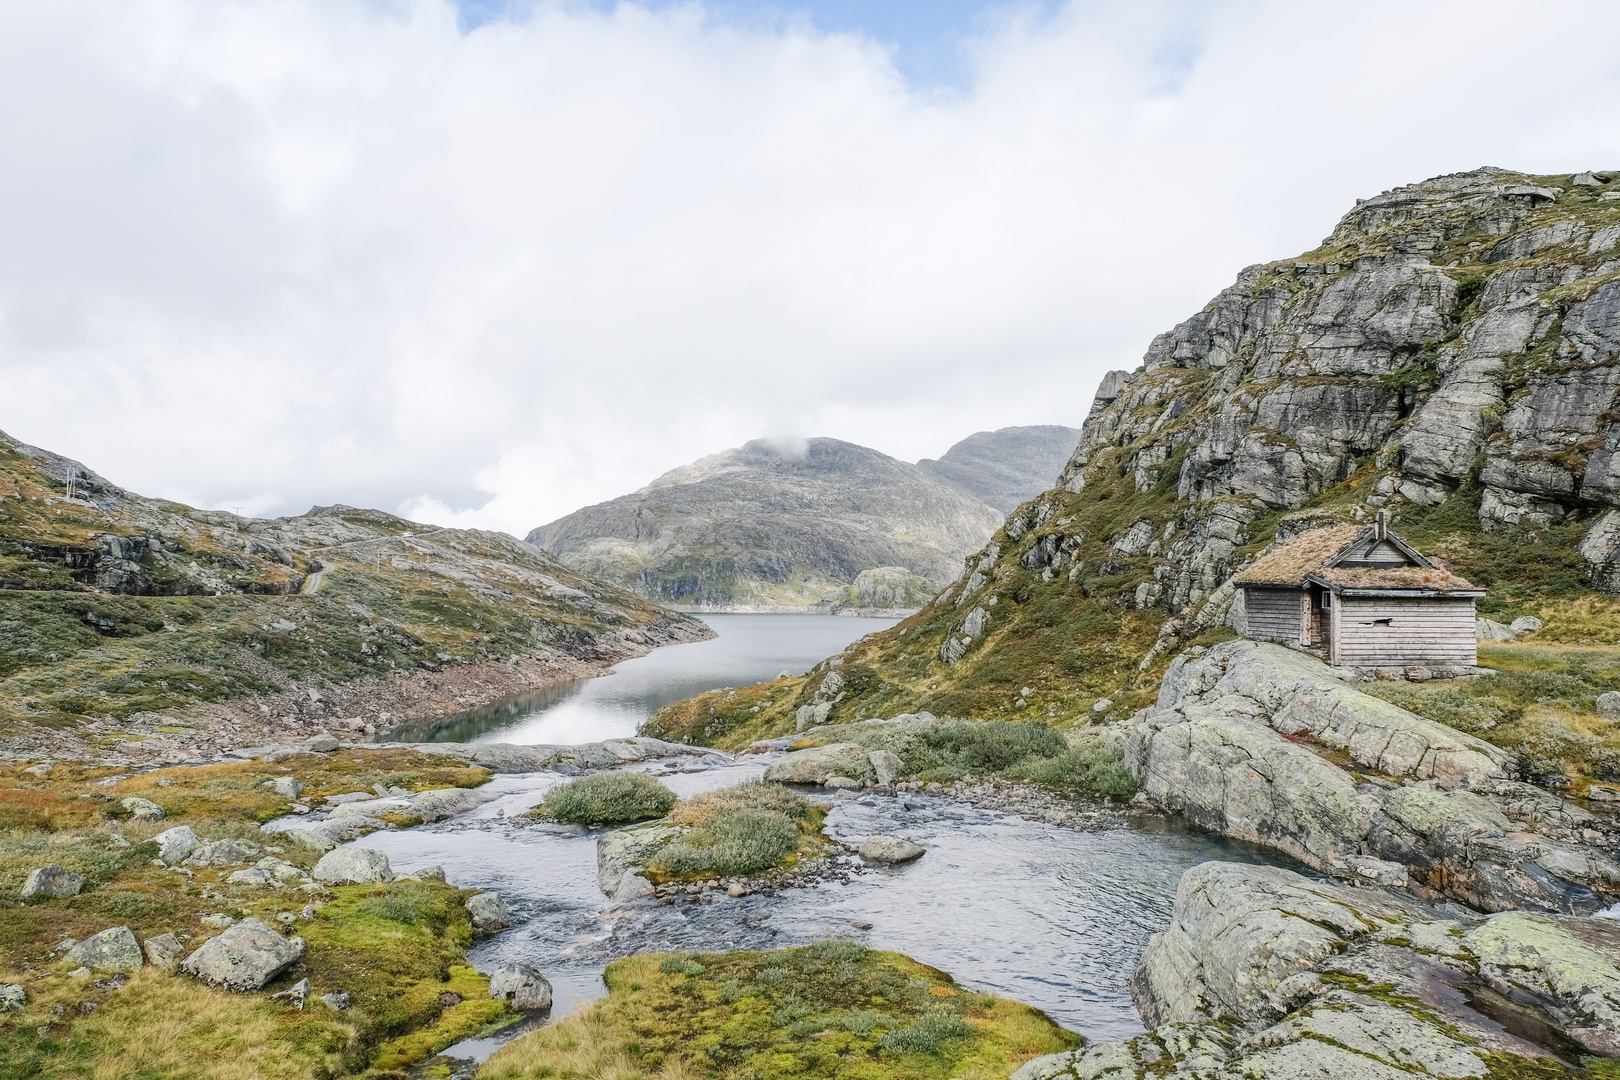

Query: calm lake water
384;613;899;746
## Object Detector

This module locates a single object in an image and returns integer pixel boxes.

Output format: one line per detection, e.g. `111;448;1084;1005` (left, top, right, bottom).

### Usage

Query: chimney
1375;509;1388;541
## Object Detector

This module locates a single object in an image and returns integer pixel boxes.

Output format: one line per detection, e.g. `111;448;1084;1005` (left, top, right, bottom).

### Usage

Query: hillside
644;166;1620;784
0;430;709;763
915;424;1081;513
527;437;1004;611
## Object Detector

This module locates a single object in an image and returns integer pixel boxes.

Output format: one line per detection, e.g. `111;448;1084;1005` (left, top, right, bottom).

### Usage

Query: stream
298;615;1297;1072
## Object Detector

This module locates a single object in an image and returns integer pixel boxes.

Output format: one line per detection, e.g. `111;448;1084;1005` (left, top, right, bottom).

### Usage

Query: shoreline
0;618;715;768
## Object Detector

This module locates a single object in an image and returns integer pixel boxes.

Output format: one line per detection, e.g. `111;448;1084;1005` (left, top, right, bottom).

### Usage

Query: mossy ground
0;749;507;1078
477;943;1078;1080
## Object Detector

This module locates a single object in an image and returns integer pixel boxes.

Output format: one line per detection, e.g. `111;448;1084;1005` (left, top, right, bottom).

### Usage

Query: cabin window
1372;618;1392;626
1318;592;1332;610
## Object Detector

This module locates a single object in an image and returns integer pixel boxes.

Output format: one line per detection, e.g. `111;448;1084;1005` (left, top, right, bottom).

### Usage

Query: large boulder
260;776;303;799
152;825;202;864
1130;862;1421;1030
312;846;394;884
19;863;83;899
1599;691;1620;723
143;933;185;970
763;743;873;784
489;964;553;1012
66;927;145;973
1464;911;1620;1056
465;892;510;933
181;918;305;991
186;839;263;867
0;984;24;1012
596;823;681;897
278;828;337;854
868;750;905;786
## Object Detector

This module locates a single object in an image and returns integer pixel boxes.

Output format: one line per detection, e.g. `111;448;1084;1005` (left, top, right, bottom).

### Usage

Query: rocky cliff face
0;429;709;762
527;437;1004;611
647;167;1620;770
916;425;1082;514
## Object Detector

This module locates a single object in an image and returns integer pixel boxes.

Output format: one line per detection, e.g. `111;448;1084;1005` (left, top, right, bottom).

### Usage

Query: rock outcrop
527;437;1004;611
1020;859;1620;1079
180;918;306;991
1129;640;1620;914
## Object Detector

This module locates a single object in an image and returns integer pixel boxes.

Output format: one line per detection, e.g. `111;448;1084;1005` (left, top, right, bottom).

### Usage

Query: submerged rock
19;863;83;900
857;835;926;864
597;823;681;897
180;918;305;991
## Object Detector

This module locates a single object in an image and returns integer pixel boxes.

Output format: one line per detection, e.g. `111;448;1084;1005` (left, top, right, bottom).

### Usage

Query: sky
1;0;1618;538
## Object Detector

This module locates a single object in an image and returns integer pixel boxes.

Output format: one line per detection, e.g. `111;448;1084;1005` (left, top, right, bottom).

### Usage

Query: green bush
657;955;707;976
652;809;798;876
1010;740;1138;798
879;1012;974;1055
538;771;676;825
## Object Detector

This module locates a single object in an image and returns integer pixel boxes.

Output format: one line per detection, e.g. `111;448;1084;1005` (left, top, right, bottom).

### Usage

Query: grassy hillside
0;430;707;756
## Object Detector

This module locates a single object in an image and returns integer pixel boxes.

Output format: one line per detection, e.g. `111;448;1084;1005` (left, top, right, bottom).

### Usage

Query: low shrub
653;808;799;876
1009;739;1138;798
879;1012;975;1055
536;771;676;825
846;718;1069;781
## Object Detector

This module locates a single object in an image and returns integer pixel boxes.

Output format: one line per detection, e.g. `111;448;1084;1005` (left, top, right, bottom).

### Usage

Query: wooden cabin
1233;513;1484;669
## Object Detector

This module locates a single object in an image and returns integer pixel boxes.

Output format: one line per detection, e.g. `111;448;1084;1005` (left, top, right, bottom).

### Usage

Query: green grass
534;772;678;826
476;944;1079;1080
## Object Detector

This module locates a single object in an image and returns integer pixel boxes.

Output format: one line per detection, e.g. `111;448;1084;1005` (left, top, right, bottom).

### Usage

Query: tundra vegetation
0;429;707;753
533;772;679;825
645;168;1620;795
0;749;510;1079
648;782;827;879
477;942;1078;1080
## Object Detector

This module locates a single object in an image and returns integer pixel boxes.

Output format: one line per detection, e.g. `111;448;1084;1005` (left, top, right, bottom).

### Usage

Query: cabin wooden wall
1240;587;1304;643
1330;596;1477;667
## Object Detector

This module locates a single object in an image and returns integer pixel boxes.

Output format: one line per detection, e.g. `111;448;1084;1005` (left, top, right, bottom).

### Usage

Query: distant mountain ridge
918;425;1082;513
527;436;1020;611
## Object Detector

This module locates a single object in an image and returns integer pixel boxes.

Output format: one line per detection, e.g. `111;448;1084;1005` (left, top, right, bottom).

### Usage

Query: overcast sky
3;0;1618;537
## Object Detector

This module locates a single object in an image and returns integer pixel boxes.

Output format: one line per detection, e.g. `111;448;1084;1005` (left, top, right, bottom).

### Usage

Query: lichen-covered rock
1464;911;1620;1056
1599;690;1620;722
152;825;202;864
65;927;144;973
142;932;185;970
763;743;873;784
857;835;925;864
1130;862;1421;1030
0;984;24;1012
868;750;904;785
489;964;553;1012
119;796;166;821
312;846;394;884
466;892;510;933
180;918;305;991
260;776;303;799
19;863;83;899
1476;616;1516;641
596;823;681;896
277;827;337;853
185;839;262;866
226;868;276;887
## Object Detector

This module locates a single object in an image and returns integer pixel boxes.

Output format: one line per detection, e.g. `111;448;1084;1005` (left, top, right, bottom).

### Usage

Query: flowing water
302;615;1295;1072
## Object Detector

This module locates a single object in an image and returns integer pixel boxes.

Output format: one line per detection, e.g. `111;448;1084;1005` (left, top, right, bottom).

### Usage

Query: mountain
527;437;1005;611
0;429;709;762
644;166;1620;755
916;425;1082;513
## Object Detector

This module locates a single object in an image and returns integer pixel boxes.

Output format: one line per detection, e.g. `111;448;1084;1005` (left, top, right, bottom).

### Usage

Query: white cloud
1;0;1617;537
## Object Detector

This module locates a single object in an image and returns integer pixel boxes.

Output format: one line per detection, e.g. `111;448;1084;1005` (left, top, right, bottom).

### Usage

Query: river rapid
300;615;1295;1072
